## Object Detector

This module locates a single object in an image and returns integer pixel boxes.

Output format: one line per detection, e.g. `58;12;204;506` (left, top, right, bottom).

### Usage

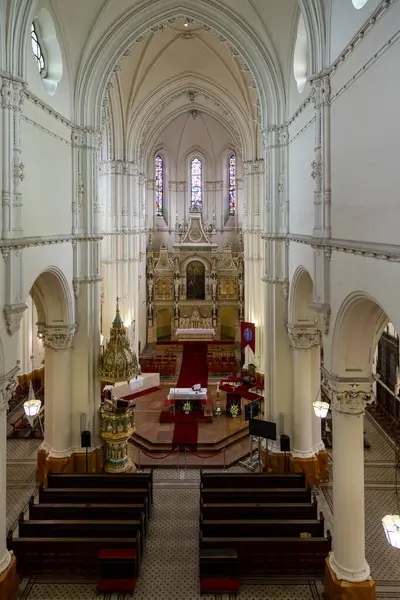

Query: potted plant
183;400;191;415
230;403;239;418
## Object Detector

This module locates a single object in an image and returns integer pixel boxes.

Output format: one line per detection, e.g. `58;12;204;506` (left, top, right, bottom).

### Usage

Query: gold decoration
98;298;140;383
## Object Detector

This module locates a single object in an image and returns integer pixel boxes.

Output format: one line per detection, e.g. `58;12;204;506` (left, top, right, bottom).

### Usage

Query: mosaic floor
5;413;400;599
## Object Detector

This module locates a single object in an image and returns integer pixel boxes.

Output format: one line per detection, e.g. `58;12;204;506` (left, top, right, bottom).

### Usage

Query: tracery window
31;23;45;75
190;158;202;209
155;155;164;216
229;154;236;216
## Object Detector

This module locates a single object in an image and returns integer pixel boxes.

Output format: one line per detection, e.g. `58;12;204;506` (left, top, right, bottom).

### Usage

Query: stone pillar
287;325;320;484
324;377;376;600
37;325;76;482
311;345;329;481
0;368;19;600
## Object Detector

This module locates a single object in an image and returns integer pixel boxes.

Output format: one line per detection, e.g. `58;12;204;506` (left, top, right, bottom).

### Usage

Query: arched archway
288;266;316;327
21;268;76;480
329;291;388;379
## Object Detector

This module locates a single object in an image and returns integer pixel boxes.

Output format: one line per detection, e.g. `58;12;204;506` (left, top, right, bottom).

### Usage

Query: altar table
168;387;208;413
175;328;215;341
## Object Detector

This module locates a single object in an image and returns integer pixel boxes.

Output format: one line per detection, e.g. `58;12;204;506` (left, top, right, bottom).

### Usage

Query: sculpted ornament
41;325;77;351
330;383;373;415
3;303;28;335
287;325;321;350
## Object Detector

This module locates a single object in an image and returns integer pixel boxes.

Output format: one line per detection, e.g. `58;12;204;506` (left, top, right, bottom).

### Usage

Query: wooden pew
47;471;154;503
29;500;149;533
200;517;324;538
200;488;312;504
200;501;318;521
200;532;332;578
8;534;142;578
19;514;146;553
39;487;151;515
201;471;306;489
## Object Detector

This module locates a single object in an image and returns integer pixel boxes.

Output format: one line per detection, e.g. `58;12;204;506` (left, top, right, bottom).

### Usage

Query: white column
41;326;75;455
311;345;324;453
287;325;321;458
329;381;372;582
0;367;19;574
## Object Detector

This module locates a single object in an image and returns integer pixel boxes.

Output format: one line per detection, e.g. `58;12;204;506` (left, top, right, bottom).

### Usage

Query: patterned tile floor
6;413;400;598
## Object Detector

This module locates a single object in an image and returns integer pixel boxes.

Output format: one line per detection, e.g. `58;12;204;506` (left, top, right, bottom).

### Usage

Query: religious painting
219;278;236;296
186;261;205;300
156;278;172;299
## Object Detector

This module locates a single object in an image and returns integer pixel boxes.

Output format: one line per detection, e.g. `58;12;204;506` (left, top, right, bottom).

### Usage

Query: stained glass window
229;154;236;216
155;155;163;216
190;158;202;209
31;23;45;74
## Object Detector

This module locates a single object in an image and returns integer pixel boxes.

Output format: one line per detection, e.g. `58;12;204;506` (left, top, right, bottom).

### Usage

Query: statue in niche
186;261;205;300
174;277;180;299
211;276;217;299
238;274;244;300
147;275;153;298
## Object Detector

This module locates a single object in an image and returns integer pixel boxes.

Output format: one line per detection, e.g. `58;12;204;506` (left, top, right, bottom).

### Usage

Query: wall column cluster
243;159;265;370
99;160;146;354
261;125;292;462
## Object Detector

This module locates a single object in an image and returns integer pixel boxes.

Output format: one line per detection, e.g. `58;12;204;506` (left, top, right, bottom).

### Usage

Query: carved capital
287;324;321;350
3;303;28;335
39;324;77;351
0;364;20;412
310;303;331;336
322;371;373;415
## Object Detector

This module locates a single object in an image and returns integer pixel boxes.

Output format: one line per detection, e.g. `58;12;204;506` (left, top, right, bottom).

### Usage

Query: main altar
146;207;244;343
167;387;208;414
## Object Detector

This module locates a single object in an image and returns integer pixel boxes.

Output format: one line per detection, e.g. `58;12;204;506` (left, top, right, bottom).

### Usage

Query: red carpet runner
172;342;208;449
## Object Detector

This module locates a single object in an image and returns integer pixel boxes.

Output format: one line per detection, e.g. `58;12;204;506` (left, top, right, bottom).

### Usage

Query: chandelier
23;380;42;425
313;399;330;419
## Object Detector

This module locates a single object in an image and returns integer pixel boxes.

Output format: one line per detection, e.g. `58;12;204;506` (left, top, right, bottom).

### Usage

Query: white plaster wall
330;1;400;244
288;109;315;236
289;242;314;284
21;101;72;237
329;0;382;63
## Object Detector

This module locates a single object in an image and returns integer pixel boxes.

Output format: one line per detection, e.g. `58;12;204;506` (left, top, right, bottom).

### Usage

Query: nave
6;412;400;600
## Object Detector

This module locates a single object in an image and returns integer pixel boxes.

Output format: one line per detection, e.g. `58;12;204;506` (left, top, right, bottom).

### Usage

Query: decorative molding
0;233;103;254
3;303;28;335
263;233;400;264
21;113;71;146
168;181;187;192
39;324;77;351
243;159;265;175
288;117;315;145
327;0;397;80
331;26;400;106
286;324;321;350
100;160;139;176
204;181;223;192
262;275;289;299
24;89;73;129
286;92;314;126
310;302;331;336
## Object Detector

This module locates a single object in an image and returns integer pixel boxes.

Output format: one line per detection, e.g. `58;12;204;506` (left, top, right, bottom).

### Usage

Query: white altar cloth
168;387;208;400
175;328;215;340
112;372;160;399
